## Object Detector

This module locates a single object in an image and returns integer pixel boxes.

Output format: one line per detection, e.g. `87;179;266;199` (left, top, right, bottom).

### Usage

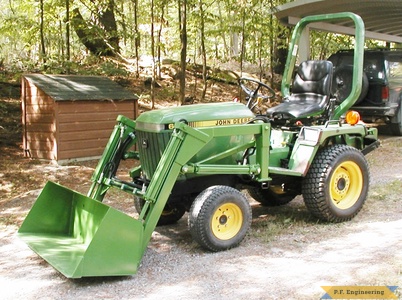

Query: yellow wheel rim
211;203;243;240
330;161;363;209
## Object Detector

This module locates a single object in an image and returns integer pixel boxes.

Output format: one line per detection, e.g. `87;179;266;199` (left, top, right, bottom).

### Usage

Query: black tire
134;196;186;226
247;186;296;206
302;145;369;222
188;185;252;252
332;65;369;105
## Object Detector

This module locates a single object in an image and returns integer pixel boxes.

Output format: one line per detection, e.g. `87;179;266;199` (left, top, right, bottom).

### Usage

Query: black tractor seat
267;60;334;123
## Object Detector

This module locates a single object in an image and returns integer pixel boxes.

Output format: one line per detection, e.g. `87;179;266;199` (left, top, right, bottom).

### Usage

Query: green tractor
19;12;379;278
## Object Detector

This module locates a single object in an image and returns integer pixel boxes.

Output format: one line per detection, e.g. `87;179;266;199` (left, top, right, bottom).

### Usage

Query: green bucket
18;181;145;278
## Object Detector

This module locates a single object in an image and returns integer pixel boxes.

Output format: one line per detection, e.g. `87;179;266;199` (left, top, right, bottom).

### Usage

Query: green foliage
0;0;393;78
0;0;289;73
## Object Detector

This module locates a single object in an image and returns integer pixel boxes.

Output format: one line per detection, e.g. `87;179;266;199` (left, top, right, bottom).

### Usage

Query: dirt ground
0;85;401;299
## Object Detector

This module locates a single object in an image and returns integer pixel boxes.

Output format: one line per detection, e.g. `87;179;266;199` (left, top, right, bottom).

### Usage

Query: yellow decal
168;117;252;129
321;286;398;299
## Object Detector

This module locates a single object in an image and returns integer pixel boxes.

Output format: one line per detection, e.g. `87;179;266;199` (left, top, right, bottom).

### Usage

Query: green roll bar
281;12;365;120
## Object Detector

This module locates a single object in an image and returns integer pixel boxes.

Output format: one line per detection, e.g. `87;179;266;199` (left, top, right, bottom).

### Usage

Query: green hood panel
136;102;254;132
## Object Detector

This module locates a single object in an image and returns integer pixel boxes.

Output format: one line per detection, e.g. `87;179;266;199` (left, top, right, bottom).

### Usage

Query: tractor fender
288;141;319;176
288;124;369;176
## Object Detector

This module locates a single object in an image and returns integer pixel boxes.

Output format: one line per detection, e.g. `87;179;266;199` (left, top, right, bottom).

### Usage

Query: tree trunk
134;0;140;77
70;0;119;57
150;0;156;109
157;2;166;80
269;11;274;86
39;0;46;66
65;0;70;74
273;29;288;75
97;0;120;53
239;7;246;76
199;0;207;101
178;0;187;105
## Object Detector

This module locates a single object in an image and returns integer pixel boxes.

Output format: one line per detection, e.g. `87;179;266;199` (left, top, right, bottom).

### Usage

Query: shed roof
24;74;138;101
275;0;402;43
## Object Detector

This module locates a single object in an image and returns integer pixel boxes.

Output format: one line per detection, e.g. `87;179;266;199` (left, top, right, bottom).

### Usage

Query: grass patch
250;179;402;244
250;201;324;243
369;180;402;202
252;215;288;243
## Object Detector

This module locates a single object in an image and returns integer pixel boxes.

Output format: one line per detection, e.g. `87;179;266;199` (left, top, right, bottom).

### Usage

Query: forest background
0;0;389;105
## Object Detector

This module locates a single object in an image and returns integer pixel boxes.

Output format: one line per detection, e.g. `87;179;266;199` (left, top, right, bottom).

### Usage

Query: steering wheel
239;78;276;111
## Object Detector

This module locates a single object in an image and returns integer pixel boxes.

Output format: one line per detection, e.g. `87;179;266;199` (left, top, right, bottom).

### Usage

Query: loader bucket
18;181;145;278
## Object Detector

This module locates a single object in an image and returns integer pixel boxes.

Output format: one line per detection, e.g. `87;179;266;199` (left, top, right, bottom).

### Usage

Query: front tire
302;145;369;222
188;185;252;252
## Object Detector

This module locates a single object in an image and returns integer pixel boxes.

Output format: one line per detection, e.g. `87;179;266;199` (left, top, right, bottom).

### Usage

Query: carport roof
274;0;402;43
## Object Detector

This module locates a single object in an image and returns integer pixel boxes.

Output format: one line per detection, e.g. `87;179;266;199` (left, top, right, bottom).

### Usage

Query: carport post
299;26;310;62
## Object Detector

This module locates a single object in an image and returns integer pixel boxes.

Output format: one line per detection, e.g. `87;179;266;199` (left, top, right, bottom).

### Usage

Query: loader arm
18;117;271;277
139;121;270;250
139;121;213;250
87;115;137;201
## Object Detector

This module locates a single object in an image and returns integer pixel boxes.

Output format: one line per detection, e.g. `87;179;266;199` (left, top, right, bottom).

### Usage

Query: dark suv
328;49;402;136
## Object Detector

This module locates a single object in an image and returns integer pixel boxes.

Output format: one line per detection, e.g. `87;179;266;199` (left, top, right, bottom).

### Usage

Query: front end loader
19;12;379;278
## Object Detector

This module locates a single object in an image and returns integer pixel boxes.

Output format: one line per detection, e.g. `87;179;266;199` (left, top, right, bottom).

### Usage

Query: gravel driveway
1;133;401;300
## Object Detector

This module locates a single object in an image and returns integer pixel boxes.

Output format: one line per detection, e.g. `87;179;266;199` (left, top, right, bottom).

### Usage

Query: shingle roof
24;74;138;101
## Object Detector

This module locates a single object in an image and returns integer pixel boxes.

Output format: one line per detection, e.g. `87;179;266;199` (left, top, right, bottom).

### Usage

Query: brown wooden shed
21;74;138;162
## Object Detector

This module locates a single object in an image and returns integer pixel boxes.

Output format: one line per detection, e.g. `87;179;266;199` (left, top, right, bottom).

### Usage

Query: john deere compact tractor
19;12;379;278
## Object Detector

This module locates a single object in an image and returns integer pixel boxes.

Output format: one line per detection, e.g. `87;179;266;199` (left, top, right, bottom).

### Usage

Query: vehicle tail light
345;110;361;125
381;86;389;102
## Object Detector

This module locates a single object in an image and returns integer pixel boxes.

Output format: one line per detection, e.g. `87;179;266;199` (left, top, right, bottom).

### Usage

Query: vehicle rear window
386;55;402;79
363;55;384;80
329;52;384;80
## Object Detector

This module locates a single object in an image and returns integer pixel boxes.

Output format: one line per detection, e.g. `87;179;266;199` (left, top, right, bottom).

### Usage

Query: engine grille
136;130;171;179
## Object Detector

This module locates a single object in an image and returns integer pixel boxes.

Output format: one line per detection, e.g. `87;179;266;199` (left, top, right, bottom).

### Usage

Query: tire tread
302;144;370;222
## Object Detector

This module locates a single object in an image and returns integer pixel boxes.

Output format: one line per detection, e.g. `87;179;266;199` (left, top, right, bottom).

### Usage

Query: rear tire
302;145;369;222
247;186;296;206
134;196;186;226
188;185;252;252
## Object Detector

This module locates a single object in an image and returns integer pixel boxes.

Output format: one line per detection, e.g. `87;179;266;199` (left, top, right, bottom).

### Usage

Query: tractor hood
136;102;254;132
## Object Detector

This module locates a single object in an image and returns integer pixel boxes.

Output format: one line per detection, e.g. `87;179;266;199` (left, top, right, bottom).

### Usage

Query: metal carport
274;0;402;60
